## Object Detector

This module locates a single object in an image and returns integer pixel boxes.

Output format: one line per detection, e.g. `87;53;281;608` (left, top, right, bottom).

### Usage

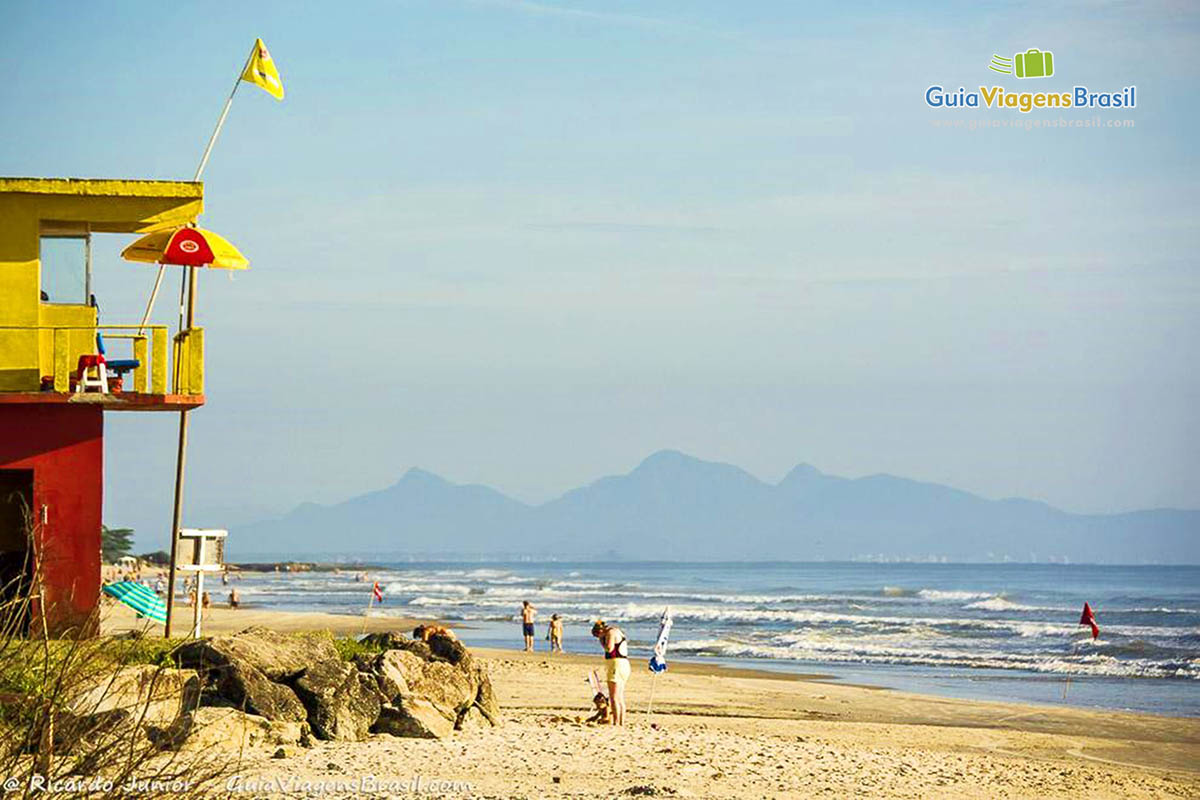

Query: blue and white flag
648;606;673;673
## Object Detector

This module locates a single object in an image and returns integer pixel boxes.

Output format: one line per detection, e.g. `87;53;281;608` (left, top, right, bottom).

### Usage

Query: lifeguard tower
0;177;209;636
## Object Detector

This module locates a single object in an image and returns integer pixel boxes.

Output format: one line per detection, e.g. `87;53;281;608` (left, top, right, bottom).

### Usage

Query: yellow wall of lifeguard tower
0;178;203;392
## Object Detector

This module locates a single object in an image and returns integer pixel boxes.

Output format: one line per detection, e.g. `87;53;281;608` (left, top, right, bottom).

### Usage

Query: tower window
39;235;91;305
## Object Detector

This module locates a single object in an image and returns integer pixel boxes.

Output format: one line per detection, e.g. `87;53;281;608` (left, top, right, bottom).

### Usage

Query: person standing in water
591;620;630;725
521;600;538;651
549;614;564;653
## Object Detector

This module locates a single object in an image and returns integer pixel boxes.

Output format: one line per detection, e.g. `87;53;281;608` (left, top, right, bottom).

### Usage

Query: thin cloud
527;221;724;236
462;0;766;46
466;0;681;30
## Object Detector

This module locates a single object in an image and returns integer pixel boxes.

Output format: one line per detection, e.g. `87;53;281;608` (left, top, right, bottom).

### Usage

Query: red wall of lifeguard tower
0;404;102;636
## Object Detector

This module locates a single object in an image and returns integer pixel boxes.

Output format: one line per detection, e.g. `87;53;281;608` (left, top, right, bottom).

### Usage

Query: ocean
225;561;1199;716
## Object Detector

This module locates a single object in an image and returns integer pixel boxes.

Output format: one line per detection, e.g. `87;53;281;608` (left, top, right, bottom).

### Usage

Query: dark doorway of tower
0;469;33;636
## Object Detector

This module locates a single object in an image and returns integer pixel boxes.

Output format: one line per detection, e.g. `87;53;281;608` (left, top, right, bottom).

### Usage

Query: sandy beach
102;599;430;637
100;605;1200;798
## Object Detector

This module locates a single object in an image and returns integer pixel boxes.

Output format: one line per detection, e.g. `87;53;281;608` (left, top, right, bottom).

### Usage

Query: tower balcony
0;323;205;411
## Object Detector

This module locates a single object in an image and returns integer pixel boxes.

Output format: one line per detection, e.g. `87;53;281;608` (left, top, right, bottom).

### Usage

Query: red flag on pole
1079;602;1099;639
373;582;384;603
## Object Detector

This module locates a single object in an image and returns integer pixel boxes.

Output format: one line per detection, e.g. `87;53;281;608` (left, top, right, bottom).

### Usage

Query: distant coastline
228;451;1200;564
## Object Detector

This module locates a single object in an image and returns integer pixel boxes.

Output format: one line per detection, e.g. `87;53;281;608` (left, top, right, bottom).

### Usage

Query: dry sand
110;608;1198;799
103;600;429;637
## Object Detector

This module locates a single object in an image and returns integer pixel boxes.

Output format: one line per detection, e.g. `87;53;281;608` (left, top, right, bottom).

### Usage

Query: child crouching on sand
579;692;611;724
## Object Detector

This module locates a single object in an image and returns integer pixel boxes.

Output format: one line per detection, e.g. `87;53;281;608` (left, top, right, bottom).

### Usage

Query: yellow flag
240;38;284;100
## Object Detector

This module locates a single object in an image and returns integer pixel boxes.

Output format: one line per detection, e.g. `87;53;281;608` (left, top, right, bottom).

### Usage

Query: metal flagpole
645;607;672;722
190;537;207;639
140;44;252;334
163;43;255;638
164;266;197;637
1061;641;1080;702
361;592;375;635
645;673;659;718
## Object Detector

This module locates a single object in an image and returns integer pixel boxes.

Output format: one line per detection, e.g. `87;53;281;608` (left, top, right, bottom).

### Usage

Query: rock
353;631;501;737
173;628;319;723
366;645;480;716
272;747;288;759
359;650;414;703
402;658;477;713
454;705;491;732
470;663;501;725
365;631;471;667
292;659;381;741
65;665;199;729
264;719;306;746
360;631;413;652
372;698;455;739
174;626;337;681
166;707;295;752
60;665;200;750
221;663;308;722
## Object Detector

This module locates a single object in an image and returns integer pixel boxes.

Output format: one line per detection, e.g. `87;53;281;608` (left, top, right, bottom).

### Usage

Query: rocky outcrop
291;658;381;742
373;697;455;739
174;626;335;678
161;707;306;752
173;627;334;723
60;665;200;748
65;665;199;727
165;627;499;747
356;633;501;735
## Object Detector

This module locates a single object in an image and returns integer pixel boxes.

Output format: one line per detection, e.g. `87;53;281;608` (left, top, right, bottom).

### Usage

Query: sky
2;1;1198;549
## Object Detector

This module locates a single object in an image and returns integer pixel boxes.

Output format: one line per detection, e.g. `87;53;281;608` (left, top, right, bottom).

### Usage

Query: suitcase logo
989;48;1054;79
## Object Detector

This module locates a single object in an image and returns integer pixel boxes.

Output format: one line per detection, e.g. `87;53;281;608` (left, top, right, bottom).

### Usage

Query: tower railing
0;323;204;396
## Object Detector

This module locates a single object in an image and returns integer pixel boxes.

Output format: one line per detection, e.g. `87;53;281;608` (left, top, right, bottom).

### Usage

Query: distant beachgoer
229;588;240;609
154;578;165;596
549;614;564;653
201;591;211;610
521;601;537;651
187;588;196;608
592;620;630;725
222;571;229;585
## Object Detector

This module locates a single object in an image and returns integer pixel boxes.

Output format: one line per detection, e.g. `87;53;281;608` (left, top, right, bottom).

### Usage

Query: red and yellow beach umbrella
121;225;249;269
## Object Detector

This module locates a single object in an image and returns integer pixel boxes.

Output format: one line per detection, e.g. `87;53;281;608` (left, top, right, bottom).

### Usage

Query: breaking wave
226;562;1200;696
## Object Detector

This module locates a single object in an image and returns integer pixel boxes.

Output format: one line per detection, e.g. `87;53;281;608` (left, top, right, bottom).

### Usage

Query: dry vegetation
0;517;237;798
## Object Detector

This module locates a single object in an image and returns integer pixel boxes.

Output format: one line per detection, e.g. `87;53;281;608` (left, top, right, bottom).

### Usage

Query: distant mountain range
232;450;1199;563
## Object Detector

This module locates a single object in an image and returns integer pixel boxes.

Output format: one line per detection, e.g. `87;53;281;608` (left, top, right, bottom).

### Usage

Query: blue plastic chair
96;332;140;377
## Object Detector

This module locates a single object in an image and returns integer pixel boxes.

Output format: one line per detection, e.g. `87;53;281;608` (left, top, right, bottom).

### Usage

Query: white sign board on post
177;528;227;639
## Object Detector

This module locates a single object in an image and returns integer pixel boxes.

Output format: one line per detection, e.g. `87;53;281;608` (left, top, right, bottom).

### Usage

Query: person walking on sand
521;600;537;651
592;620;630;725
549;614;564;653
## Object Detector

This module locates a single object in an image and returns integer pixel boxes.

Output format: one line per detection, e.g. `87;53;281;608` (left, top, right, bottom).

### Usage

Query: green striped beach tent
102;581;167;624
